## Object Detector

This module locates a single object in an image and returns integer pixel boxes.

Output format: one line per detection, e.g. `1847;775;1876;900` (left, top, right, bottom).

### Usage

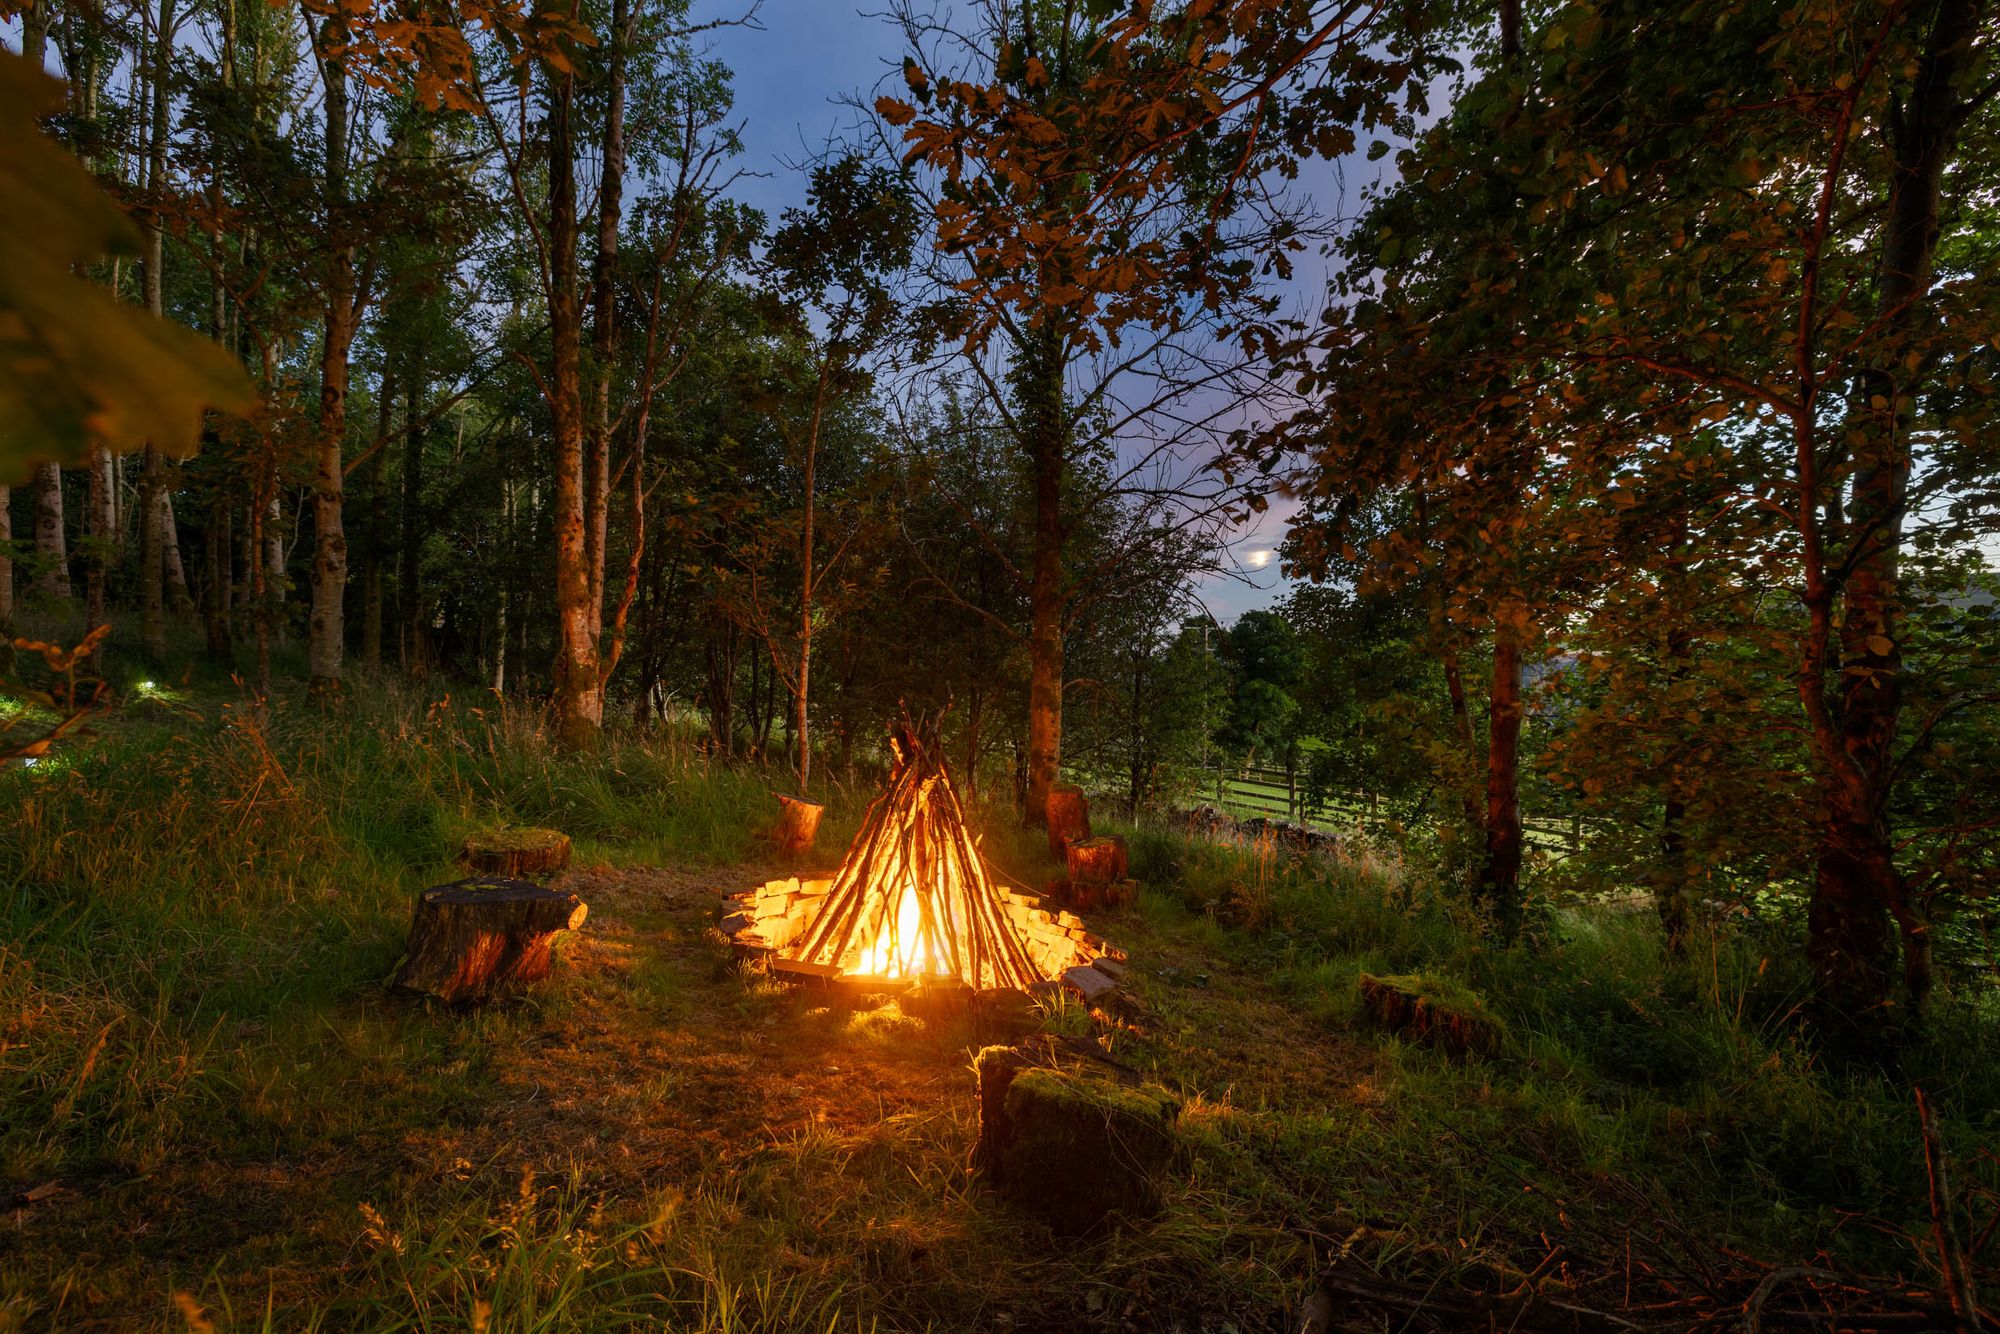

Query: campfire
719;719;1120;998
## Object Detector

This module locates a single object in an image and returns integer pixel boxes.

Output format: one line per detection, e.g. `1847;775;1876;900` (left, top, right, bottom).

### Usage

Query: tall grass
1104;813;2000;1283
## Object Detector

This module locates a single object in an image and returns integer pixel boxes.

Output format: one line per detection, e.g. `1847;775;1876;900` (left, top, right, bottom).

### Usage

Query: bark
86;448;109;636
399;359;427;668
794;380;828;793
1478;614;1525;937
390;877;588;1004
1020;326;1069;824
584;0;632;644
307;14;355;691
361;371;394;670
460;828;572;877
1805;0;1983;1022
163;491;191;613
136;0;177;654
32;465;69;604
547;57;603;748
0;486;12;622
203;499;233;663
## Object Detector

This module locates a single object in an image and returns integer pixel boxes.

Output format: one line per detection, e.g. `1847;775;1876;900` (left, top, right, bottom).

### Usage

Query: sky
703;2;1330;625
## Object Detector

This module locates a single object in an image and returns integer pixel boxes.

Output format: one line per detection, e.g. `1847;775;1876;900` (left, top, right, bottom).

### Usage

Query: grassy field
3;671;1997;1331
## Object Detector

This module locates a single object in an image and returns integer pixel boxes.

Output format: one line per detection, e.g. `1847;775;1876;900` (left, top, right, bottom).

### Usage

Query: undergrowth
3;654;1997;1329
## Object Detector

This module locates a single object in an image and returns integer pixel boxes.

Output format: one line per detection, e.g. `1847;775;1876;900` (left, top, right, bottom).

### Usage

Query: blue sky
703;2;1318;624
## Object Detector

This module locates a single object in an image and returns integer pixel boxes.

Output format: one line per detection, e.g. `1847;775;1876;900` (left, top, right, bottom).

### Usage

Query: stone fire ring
716;875;1129;1006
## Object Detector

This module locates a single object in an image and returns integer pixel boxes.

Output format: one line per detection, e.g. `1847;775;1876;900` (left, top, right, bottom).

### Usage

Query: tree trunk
794;382;827;793
0;486;12;622
84;461;109;637
307;15;355;691
203;499;233;663
547;59;602;748
1479;614;1525;937
31;465;69;605
584;0;631;648
361;371;394;670
1805;0;1981;1023
399;358;427;668
1020;327;1068;824
137;0;176;655
163;490;192;613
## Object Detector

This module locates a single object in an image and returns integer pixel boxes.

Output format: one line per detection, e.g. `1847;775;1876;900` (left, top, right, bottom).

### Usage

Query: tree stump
1059;877;1138;912
1065;835;1128;885
1045;783;1091;859
391;876;588;1004
769;793;824;857
974;1044;1179;1235
1357;973;1503;1057
460;827;571;877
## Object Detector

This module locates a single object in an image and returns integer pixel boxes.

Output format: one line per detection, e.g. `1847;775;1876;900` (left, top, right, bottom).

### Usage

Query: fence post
1287;767;1298;822
1569;814;1582;854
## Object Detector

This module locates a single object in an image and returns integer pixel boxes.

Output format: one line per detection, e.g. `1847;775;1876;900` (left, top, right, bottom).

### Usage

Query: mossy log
769;793;824;856
1045;783;1091;859
392;876;588;1004
460;827;571;877
1064;835;1127;885
1357;973;1503;1057
974;1044;1179;1235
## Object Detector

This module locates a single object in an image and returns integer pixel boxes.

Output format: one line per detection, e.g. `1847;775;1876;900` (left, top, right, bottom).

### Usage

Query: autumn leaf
0;51;254;485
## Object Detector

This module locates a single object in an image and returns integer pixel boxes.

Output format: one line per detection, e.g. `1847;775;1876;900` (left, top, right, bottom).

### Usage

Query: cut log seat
769;793;825;856
391;876;587;1004
1064;835;1128;885
1045;783;1091;859
973;1042;1179;1234
459;827;571;877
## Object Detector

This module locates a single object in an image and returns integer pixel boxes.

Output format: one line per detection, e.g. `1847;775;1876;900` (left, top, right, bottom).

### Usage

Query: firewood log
769;793;824;856
1045;783;1090;859
1064;835;1127;885
391;876;587;1005
459;827;570;877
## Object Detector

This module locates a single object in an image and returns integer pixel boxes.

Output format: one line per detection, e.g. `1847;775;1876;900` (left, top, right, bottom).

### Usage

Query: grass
2;656;1997;1330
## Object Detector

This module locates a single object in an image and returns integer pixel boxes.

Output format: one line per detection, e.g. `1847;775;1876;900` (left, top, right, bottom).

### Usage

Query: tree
877;0;1400;820
744;154;916;792
1257;0;2000;1020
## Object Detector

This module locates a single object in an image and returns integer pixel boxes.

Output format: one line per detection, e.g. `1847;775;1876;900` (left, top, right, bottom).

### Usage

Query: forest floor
3;674;1997;1331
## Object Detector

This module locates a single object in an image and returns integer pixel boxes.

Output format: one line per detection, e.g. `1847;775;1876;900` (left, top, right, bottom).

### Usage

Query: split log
1045;783;1090;859
974;1042;1179;1235
769;792;824;856
460;827;570;877
1064;835;1127;885
391;876;588;1004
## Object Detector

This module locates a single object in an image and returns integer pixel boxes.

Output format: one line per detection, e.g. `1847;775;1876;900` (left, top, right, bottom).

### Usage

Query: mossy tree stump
974;1044;1180;1235
1045;783;1091;859
769;793;824;857
392;876;588;1004
1357;973;1503;1057
460;827;571;877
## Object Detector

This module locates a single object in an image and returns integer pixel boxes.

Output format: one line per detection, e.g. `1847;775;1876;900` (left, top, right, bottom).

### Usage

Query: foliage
0;50;252;484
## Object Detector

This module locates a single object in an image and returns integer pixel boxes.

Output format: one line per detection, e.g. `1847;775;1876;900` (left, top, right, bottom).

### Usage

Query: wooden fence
1197;762;1588;854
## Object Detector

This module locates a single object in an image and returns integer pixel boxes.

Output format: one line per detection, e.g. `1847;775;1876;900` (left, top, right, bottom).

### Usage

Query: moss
1358;972;1505;1057
977;1054;1181;1235
466;826;568;853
